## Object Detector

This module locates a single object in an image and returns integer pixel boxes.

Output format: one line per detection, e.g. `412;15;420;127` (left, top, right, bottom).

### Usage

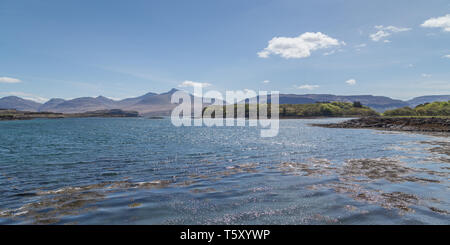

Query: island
203;101;379;118
0;109;140;121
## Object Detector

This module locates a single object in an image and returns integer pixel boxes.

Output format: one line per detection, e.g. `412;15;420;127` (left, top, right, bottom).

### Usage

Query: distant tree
353;101;363;108
383;107;417;116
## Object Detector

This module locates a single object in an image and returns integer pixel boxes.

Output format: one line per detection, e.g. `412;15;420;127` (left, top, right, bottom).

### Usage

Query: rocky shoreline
312;116;450;133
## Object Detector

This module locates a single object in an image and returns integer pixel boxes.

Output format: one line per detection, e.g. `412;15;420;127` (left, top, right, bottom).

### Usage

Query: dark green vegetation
203;101;379;118
383;101;450;117
0;109;139;121
279;101;378;117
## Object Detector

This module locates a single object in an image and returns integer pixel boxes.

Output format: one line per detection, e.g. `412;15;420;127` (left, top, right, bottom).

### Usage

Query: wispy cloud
355;43;367;52
258;32;345;59
323;50;336;56
370;31;390;42
294;84;320;90
421;14;450;32
444;54;450;58
262;80;270;84
369;25;411;42
421;73;432;78
0;77;21;83
345;79;356;85
178;80;212;88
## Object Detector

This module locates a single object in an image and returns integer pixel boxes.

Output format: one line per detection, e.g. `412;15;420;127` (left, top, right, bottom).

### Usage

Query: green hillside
383;101;450;117
203;101;379;118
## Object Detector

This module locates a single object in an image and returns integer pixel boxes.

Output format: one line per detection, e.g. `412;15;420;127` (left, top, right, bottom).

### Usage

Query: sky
1;0;449;103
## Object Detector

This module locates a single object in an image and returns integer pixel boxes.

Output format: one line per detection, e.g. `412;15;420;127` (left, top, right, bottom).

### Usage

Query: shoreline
0;109;140;121
311;116;450;134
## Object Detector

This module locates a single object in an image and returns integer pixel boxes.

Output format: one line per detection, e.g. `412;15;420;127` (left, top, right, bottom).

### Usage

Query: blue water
0;118;448;224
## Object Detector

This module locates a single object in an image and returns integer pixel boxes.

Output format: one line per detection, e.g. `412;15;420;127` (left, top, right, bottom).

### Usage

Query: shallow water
0;118;448;224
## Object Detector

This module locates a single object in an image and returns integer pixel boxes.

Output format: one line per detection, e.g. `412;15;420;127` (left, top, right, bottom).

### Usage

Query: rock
312;117;450;133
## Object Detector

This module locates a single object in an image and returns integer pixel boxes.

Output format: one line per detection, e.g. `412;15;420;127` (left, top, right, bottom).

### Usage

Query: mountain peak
96;95;114;101
43;98;65;104
163;88;180;94
141;92;157;97
2;95;21;100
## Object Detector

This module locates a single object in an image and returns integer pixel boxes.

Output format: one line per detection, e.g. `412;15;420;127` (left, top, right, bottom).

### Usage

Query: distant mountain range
0;89;449;115
0;88;186;116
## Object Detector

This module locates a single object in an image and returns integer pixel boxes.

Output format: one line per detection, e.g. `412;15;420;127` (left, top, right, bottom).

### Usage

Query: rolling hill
0;96;42;111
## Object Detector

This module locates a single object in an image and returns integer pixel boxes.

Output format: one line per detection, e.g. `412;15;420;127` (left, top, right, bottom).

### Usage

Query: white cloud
294;84;320;90
257;51;270;58
421;73;432;77
178;80;212;88
0;77;21;83
421;14;450;32
370;25;411;42
444;54;450;58
375;25;411;32
262;80;270;84
258;32;345;59
345;79;356;85
370;30;390;41
0;92;48;103
323;50;336;56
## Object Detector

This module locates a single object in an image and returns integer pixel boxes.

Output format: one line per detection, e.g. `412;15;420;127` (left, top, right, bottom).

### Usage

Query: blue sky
1;0;449;102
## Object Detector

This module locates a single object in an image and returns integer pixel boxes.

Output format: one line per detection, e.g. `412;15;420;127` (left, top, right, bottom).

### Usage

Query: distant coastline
0;109;139;121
